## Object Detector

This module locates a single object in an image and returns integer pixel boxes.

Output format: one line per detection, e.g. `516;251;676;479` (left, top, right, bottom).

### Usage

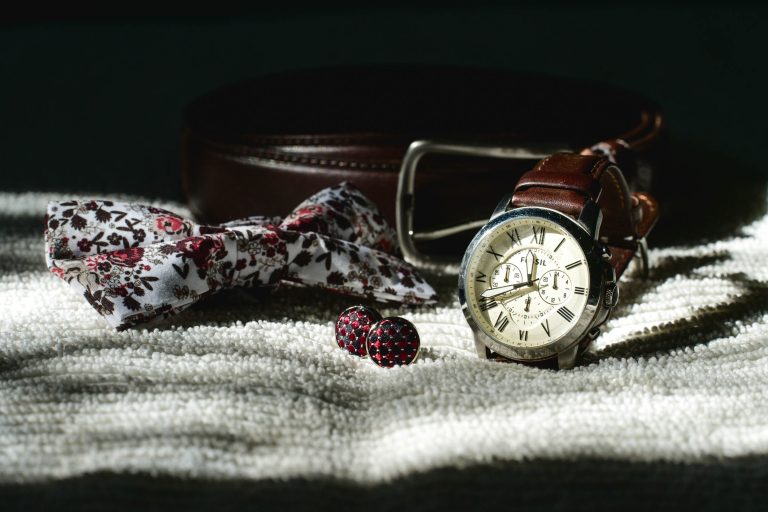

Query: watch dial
463;216;590;349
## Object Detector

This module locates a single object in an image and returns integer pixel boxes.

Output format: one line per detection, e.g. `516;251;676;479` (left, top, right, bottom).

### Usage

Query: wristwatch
458;151;659;369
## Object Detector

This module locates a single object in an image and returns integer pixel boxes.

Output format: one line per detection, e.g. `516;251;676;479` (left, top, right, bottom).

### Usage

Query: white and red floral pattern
45;183;437;330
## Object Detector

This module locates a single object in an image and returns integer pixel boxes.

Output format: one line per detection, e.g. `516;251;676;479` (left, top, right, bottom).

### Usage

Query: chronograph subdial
538;270;572;305
490;263;524;289
503;288;547;329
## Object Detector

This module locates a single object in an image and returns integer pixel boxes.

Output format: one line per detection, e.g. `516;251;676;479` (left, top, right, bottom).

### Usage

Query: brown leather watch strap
510;153;659;277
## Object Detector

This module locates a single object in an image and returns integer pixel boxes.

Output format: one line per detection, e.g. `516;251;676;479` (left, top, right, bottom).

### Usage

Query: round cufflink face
366;317;420;368
335;305;382;357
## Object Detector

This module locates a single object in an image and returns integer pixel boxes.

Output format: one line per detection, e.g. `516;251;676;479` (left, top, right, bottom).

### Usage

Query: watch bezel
458;206;606;362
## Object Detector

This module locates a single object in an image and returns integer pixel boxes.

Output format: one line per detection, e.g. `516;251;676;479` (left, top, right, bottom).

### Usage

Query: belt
181;66;664;265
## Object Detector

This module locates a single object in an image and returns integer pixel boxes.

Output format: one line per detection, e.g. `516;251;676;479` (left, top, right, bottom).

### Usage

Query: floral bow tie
45;183;437;330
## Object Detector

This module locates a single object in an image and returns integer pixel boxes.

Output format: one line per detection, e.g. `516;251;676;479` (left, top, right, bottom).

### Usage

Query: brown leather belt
181;66;664;261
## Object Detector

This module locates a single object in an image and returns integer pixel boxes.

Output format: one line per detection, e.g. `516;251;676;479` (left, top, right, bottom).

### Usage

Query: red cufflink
335;306;421;368
366;317;420;368
335;305;382;357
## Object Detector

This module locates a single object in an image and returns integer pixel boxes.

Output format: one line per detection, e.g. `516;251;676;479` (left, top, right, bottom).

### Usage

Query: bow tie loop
278;186;399;254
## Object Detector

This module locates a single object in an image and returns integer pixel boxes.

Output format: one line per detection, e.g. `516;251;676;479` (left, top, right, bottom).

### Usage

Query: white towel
1;191;767;484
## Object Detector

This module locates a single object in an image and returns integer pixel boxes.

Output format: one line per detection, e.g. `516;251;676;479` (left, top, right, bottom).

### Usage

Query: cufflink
335;305;382;357
366;316;420;368
335;306;420;367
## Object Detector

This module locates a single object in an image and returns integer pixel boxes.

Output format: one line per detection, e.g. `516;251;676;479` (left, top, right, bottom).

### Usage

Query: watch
458;152;659;369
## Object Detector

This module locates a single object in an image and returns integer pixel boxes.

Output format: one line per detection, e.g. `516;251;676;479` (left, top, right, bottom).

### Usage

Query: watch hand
504;266;510;283
529;251;539;283
525;250;534;282
524;296;531;312
480;279;539;298
553;272;558;290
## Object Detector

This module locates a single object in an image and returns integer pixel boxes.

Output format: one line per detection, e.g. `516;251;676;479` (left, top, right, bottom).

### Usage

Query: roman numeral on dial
479;297;498;311
532;226;545;245
486;246;503;261
565;261;582;270
475;271;487;283
574;286;586;295
553;239;565;252
494;312;510;332
541;319;550;337
557;306;575;322
507;228;523;246
518;330;528;341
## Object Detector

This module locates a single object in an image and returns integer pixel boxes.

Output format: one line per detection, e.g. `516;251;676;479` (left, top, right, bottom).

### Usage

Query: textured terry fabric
1;191;768;484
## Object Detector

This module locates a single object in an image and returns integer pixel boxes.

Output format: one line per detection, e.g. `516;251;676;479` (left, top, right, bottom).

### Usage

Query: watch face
461;213;593;352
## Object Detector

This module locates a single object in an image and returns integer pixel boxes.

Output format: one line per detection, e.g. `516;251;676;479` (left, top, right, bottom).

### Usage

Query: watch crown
604;282;619;308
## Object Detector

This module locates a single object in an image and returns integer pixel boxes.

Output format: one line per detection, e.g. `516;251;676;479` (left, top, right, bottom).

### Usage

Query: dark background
3;5;768;511
3;4;768;245
2;6;767;193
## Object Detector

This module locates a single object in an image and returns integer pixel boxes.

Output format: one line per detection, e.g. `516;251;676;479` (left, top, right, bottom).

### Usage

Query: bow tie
44;183;437;330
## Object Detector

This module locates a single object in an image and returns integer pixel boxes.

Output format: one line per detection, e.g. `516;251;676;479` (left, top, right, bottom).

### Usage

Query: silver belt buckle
395;140;570;268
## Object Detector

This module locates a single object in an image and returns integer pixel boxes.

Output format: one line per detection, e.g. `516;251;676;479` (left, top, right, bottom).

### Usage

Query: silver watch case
458;200;613;364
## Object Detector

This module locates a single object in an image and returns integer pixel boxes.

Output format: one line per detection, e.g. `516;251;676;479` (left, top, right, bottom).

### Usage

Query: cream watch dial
464;216;590;348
